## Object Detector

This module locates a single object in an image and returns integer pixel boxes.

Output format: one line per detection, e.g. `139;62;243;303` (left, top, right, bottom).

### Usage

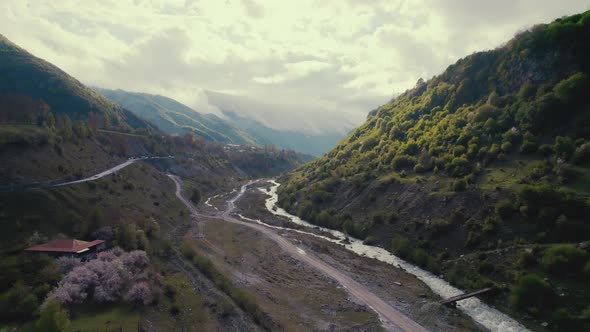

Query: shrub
190;188;201;204
412;248;429;267
392;155;416;171
391;236;412;259
573;143;590;164
446;157;472;177
181;240;195;259
552;308;577;330
495;200;515;219
538;144;554;155
35;299;70;332
541;244;588;275
452;179;467;191
517;251;536;268
509;274;555;313
501;141;513;152
520;140;538;154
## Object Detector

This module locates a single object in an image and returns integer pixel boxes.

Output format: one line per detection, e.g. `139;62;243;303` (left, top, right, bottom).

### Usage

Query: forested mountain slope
94;88;256;145
278;11;590;330
0;35;148;130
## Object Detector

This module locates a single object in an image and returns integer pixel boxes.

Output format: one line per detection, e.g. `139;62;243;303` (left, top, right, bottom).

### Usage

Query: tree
58;114;74;141
124;282;153;305
509;274;555;313
190;188;201;204
541;244;588;275
34;300;70;332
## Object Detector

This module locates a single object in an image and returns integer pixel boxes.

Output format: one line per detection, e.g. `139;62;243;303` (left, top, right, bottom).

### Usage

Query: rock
419;293;427;298
541;322;548;327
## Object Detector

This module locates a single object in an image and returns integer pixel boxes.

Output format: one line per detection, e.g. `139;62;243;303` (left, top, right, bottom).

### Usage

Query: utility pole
192;213;205;239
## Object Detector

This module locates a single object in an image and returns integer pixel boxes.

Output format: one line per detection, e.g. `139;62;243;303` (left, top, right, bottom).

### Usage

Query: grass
479;157;537;191
69;303;140;332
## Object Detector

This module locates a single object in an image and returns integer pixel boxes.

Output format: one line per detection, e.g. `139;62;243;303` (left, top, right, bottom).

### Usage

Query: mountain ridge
0;34;149;130
277;10;590;330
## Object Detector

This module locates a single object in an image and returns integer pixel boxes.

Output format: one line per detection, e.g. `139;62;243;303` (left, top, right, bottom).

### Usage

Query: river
256;180;529;332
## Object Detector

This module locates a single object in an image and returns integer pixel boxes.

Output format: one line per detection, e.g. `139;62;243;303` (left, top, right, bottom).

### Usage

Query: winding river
255;180;529;332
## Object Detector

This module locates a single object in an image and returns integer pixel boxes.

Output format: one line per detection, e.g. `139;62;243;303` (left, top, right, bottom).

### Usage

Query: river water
255;180;528;332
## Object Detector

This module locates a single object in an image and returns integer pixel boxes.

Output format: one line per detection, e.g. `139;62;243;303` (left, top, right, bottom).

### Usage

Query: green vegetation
541;244;588;275
34;299;70;332
509;274;555;313
276;10;590;329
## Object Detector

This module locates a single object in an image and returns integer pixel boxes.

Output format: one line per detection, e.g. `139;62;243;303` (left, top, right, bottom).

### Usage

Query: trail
168;175;428;332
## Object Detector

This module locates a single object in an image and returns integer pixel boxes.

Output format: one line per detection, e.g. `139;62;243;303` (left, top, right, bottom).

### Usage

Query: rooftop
25;239;105;253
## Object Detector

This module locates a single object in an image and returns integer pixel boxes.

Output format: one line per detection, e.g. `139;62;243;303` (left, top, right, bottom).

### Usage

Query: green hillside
278;11;590;330
94;88;256;145
0;35;149;130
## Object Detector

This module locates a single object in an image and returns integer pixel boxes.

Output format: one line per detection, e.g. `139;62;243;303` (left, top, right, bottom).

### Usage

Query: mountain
205;90;351;156
277;11;590;329
0;34;148;130
93;88;256;145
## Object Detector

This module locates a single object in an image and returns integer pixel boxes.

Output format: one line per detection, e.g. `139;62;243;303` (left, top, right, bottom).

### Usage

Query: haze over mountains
95;87;348;156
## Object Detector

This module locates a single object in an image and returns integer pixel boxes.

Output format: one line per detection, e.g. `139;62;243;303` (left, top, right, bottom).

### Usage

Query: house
25;239;106;260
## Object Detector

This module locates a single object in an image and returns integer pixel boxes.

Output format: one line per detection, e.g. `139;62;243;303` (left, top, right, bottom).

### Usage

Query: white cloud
0;0;588;132
253;60;333;84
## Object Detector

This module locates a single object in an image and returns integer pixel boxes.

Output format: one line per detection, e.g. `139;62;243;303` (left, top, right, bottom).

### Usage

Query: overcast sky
1;0;588;133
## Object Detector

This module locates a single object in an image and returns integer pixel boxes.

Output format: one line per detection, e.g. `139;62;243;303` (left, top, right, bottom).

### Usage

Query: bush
517;250;536;268
552;308;577;330
412;248;429;267
190;188;201;204
392;155;416;171
495;200;515;219
541;244;588;275
35;299;70;332
446;157;472;177
501;141;513;152
509;274;555;313
391;236;412;259
180;240;195;259
452;179;467;191
520;140;538;154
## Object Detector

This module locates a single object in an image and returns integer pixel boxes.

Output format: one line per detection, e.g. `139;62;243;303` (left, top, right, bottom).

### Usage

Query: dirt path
168;175;428;332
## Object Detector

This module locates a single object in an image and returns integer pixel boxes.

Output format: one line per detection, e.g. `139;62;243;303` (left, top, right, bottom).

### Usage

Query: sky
1;0;589;133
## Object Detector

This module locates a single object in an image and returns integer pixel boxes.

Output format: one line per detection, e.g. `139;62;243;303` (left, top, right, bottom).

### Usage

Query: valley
1;4;589;332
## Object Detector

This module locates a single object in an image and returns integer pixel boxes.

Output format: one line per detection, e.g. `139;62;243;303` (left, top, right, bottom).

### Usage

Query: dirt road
168;175;428;332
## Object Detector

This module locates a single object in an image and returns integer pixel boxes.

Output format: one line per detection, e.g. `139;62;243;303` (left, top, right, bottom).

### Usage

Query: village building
24;239;106;260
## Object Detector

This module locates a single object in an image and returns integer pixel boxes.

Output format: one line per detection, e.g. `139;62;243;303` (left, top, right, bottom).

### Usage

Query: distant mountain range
93;88;256;145
95;88;348;156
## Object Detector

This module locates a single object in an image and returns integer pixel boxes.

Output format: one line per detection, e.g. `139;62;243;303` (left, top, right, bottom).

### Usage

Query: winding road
168;175;428;332
0;156;172;192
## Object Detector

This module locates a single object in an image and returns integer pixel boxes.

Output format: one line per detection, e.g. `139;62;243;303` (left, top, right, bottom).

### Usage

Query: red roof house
25;239;106;255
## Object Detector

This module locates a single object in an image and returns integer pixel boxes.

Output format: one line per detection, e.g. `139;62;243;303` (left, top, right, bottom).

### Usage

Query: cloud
0;0;589;132
253;60;333;84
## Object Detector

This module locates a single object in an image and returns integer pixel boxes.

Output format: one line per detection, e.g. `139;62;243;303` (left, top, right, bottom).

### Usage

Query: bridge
439;287;494;307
